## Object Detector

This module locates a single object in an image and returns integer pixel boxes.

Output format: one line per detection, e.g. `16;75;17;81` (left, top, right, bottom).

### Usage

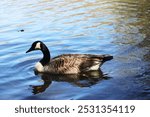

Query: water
0;0;149;100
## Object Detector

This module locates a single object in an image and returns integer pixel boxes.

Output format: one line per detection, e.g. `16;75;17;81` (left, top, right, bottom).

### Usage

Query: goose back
43;54;113;74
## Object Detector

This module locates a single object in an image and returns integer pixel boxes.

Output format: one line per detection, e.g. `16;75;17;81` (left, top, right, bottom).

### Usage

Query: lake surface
0;0;149;100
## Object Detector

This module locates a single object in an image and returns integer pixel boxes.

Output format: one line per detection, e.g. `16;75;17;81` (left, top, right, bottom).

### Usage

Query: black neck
40;44;51;66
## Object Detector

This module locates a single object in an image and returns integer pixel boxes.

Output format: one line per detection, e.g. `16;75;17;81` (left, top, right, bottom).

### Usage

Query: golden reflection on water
0;0;150;99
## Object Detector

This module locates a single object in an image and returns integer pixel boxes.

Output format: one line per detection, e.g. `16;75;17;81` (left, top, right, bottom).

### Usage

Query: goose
26;41;113;74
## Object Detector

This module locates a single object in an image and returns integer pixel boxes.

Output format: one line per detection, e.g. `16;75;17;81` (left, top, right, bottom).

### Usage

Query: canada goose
26;41;113;74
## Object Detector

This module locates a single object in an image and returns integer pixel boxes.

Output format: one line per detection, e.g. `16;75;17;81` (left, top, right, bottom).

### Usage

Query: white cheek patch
35;42;41;49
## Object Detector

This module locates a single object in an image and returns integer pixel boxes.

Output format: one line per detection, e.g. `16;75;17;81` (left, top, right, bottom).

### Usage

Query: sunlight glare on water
0;0;150;99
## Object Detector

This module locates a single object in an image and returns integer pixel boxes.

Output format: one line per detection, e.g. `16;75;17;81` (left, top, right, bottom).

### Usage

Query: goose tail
103;55;113;62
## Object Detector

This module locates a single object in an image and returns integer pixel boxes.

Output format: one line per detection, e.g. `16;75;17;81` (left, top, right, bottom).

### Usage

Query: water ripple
0;0;149;99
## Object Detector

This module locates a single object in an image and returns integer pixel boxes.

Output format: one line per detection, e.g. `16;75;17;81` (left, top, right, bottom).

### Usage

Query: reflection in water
0;0;150;99
31;70;109;95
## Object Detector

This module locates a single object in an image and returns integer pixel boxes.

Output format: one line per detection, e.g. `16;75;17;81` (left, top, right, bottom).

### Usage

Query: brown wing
48;54;113;74
49;54;84;74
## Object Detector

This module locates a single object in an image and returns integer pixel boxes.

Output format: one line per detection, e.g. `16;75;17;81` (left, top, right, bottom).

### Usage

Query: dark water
0;0;150;100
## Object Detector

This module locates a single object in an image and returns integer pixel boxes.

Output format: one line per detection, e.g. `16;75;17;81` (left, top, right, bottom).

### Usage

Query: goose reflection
31;70;110;95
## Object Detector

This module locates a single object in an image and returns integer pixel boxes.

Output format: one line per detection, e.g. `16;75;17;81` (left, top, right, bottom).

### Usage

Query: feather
26;41;113;74
44;54;113;74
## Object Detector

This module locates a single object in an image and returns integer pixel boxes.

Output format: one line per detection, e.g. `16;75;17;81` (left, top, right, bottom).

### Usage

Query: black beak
26;47;33;53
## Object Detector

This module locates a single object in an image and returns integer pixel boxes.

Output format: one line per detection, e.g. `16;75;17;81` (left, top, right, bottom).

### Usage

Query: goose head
26;41;51;68
26;41;43;53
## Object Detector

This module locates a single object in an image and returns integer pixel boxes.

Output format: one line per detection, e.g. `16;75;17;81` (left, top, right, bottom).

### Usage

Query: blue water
0;0;150;100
